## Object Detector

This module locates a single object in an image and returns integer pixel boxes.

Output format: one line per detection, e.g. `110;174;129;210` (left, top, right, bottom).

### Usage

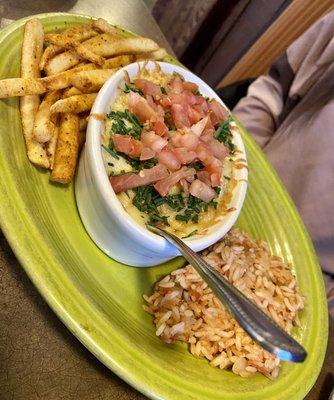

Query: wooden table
0;1;332;399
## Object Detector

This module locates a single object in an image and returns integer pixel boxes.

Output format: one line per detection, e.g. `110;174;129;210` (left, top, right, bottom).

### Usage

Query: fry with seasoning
50;113;80;183
19;18;49;168
0;17;168;183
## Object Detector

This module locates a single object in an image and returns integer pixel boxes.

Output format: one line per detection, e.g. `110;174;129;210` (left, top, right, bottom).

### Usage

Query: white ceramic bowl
75;61;248;266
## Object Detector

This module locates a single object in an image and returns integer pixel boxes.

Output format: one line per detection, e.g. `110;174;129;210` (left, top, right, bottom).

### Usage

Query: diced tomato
170;131;199;150
169;92;198;106
193;101;209;115
179;132;199;150
168;93;184;105
113;134;142;158
203;156;222;186
195;142;211;164
187;93;198;106
150;119;168;136
140;146;155;160
205;155;222;173
200;128;215;143
188;106;203;124
210;172;221;187
169;76;184;94
133;78;162;98
190;116;210;137
173;147;197;164
141;131;168;152
196;170;211;186
171;103;191;129
209;99;229;125
183;81;199;92
157;149;181;170
189;179;216;202
154;167;196;197
194;95;207;105
156;104;165;118
146;94;157;111
170;132;183;147
158;96;172;108
109;164;169;193
128;92;157;122
205;137;229;161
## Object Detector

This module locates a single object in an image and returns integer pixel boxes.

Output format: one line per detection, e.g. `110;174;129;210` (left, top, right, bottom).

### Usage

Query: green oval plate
0;13;328;400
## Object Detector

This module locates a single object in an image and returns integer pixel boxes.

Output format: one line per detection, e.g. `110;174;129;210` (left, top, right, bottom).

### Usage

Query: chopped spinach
175;195;217;223
149;213;169;226
214;116;235;153
133;186;169;226
131;186;218;227
101;144;119;160
172;71;185;81
123;82;143;95
133;186;158;213
165;194;185;212
107;110;143;140
117;153;157;173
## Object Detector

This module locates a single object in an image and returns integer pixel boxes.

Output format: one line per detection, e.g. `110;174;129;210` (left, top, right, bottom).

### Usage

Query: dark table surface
0;1;333;399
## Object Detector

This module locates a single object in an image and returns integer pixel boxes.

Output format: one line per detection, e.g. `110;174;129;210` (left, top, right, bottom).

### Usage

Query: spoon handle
148;225;307;363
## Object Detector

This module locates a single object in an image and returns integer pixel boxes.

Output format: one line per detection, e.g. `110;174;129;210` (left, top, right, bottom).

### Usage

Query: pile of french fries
0;18;167;183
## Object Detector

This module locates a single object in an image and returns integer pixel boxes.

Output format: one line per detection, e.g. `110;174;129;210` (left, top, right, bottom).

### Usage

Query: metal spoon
148;225;307;363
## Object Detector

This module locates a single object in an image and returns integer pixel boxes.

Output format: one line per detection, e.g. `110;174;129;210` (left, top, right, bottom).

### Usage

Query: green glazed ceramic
0;13;328;400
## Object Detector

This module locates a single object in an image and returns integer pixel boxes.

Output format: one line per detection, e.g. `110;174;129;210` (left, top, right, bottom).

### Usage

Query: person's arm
232;71;285;149
233;11;334;149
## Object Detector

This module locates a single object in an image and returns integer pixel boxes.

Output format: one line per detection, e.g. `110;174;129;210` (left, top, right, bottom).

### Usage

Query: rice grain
143;229;304;379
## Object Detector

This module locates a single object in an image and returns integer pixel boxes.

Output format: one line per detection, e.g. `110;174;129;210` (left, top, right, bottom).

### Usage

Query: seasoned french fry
40;44;63;71
103;54;135;69
92;18;119;36
63;86;82;98
20;18;49;168
33;90;62;143
50;113;80;183
0;64;99;98
45;48;82;75
41;63;98;91
46;124;59;169
0;16;170;180
0;78;45;97
70;68;118;93
45;24;98;47
44;34;107;75
74;44;105;66
50;93;97;114
45;33;159;75
46;25;104;66
20;20;43;80
83;34;160;57
136;47;168;61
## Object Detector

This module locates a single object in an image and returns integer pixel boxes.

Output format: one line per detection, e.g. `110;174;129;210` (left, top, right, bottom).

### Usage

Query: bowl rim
85;61;248;252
